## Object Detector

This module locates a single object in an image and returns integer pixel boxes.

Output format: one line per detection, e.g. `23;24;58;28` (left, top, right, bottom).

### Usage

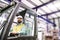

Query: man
10;15;27;36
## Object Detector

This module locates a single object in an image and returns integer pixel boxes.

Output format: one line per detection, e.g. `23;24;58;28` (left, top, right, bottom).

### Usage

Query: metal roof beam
41;10;60;16
32;0;55;9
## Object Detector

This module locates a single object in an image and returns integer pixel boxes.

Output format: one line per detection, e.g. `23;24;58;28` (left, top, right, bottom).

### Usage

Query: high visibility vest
12;23;25;33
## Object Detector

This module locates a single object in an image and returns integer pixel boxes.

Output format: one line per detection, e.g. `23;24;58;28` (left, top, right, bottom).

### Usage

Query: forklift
0;1;37;40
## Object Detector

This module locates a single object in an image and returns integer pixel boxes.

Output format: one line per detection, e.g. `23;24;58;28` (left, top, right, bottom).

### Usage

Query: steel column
53;18;56;27
46;16;49;32
58;18;60;36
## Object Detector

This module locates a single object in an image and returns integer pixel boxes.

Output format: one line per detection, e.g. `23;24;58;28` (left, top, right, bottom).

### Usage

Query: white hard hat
17;16;23;18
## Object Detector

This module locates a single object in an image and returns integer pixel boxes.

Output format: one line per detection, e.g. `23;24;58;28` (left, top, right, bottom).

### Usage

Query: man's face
17;18;23;23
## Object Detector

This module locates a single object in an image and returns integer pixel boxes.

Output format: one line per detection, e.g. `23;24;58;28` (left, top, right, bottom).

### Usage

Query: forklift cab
0;2;37;40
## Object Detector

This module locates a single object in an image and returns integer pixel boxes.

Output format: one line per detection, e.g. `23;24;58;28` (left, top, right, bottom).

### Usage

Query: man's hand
10;33;18;36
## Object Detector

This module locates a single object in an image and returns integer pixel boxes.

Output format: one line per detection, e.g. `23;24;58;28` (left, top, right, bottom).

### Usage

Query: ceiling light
0;0;9;4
